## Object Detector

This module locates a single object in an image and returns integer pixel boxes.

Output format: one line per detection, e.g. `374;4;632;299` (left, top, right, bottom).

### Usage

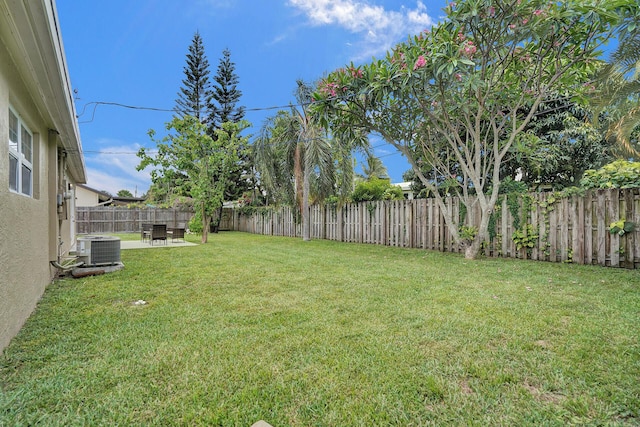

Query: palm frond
609;105;640;157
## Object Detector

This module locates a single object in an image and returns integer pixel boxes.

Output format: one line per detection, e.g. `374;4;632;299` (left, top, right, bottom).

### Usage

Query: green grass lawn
1;232;639;426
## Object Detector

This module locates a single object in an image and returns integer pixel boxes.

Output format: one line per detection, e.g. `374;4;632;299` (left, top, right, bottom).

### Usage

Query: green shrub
188;212;203;234
580;160;640;189
351;178;404;202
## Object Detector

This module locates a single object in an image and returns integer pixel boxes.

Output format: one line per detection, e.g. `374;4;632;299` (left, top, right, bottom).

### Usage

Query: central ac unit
76;236;121;266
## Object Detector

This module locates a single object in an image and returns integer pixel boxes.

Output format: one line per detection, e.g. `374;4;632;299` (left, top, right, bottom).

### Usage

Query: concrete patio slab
120;240;198;250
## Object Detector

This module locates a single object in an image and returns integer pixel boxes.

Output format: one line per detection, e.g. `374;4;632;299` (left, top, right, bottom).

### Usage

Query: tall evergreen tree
209;48;245;134
175;32;212;123
209;48;250;207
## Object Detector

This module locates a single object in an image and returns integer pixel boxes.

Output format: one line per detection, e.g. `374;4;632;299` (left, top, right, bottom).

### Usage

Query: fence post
572;195;585;264
608;189;620;267
623;189;636;269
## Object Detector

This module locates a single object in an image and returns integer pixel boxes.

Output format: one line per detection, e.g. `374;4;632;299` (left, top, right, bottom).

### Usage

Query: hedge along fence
76;207;195;234
232;188;640;269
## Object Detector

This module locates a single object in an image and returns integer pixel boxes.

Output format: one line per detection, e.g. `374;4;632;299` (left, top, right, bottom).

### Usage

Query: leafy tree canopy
137;117;249;243
580;159;640;189
351;178;403;202
313;0;631;259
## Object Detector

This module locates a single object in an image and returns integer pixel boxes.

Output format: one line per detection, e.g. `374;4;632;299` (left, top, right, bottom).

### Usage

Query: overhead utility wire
76;99;327;124
66;139;393;156
78;92;576;124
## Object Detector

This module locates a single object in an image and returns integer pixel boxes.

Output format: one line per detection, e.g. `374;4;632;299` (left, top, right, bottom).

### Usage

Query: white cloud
84;140;152;196
288;0;435;60
266;33;288;46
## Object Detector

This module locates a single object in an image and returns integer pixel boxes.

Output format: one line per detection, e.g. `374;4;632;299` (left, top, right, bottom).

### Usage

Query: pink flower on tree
350;67;363;78
321;81;341;97
462;41;477;57
413;55;427;70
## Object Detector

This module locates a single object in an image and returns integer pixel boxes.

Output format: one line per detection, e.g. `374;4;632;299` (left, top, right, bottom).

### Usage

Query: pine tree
175;32;212;123
209;48;245;133
209;49;249;222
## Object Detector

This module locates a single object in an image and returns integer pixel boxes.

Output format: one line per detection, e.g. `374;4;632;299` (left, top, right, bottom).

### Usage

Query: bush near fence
231;189;639;269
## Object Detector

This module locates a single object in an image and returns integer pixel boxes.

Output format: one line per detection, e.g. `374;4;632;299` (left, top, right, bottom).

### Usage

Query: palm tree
593;20;640;156
253;80;336;241
358;153;389;181
253;80;359;241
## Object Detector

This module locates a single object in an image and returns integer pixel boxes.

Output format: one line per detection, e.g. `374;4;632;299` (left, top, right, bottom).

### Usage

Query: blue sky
57;0;447;196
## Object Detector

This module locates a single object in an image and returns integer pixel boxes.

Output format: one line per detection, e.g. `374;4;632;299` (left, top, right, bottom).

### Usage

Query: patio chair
170;223;185;242
141;223;152;242
150;224;167;245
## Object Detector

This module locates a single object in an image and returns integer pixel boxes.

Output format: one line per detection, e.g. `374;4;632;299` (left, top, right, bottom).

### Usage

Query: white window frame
8;107;33;197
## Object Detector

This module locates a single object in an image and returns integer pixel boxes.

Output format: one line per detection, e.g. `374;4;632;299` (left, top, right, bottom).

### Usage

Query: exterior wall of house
0;40;57;352
0;0;85;353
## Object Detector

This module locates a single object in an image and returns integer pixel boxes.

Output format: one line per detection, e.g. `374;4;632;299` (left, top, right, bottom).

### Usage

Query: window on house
8;108;32;196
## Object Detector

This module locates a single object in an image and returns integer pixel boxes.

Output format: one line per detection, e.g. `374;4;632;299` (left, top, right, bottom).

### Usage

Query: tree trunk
464;198;494;259
201;204;210;244
213;204;224;229
294;145;304;215
302;154;311;241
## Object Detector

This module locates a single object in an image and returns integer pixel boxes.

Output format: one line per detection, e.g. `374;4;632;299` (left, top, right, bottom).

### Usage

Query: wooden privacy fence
232;189;639;269
76;207;194;234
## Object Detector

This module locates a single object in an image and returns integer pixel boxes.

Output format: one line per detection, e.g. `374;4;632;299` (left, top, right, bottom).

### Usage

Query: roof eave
1;0;86;183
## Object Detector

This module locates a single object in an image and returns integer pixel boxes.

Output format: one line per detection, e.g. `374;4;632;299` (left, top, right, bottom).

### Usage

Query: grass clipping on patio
1;232;639;425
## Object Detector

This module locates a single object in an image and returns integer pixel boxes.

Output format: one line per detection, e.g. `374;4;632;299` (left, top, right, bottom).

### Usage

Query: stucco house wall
0;0;86;352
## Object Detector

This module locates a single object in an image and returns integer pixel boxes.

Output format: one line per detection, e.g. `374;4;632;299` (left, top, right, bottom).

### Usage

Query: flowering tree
138;117;248;243
314;0;632;259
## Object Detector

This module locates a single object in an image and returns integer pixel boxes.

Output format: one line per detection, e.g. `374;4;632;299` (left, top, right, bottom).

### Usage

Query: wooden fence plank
609;189;620;267
501;197;509;257
623;189;635;269
584;192;593;265
596;190;607;265
573;196;584;264
634;190;640;268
